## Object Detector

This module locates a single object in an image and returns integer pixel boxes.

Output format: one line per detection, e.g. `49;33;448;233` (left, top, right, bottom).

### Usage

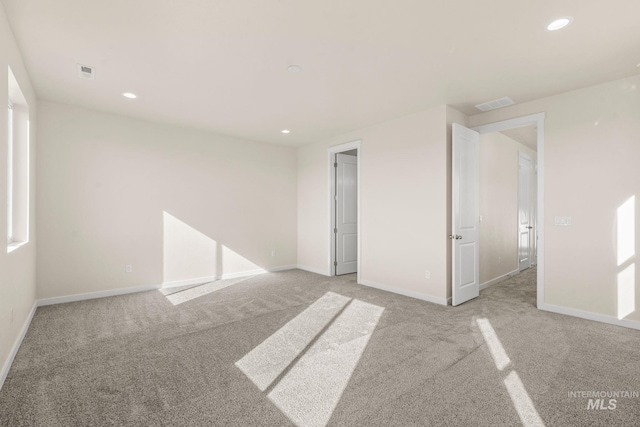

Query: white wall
163;211;264;284
0;3;37;386
470;75;640;323
298;106;450;304
479;132;536;284
37;101;297;299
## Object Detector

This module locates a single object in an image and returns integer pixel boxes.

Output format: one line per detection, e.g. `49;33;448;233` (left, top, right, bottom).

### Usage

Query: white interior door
452;124;480;306
518;153;532;271
335;153;357;275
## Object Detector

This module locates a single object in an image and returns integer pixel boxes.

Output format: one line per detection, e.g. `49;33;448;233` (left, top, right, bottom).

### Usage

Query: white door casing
452;124;480;306
335;153;358;275
533;160;538;266
472;112;545;309
518;152;532;271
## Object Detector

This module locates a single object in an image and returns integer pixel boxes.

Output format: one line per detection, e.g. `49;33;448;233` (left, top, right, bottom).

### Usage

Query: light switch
554;216;572;226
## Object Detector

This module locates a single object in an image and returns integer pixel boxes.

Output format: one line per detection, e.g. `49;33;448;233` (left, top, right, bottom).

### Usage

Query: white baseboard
268;265;297;272
37;284;162;307
162;270;266;288
0;301;37;390
479;269;519;290
359;279;448;306
162;265;298;289
296;264;331;276
224;265;296;277
161;275;217;289
540;303;640;331
220;269;267;280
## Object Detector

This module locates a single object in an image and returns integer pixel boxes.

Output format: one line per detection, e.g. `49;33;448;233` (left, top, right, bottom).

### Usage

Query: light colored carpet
1;268;639;426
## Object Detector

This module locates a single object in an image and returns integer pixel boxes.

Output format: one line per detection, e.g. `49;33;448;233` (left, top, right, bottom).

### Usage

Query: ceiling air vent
475;96;514;112
77;64;95;80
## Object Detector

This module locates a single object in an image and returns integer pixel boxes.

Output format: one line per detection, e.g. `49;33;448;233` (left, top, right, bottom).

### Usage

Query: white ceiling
2;0;639;146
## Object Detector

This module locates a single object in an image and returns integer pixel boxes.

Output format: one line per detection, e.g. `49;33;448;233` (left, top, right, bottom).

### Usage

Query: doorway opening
328;140;361;280
477;125;538;306
473;113;545;308
452;113;544;308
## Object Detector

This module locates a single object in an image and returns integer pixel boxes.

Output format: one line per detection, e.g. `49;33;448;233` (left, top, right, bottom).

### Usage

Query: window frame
7;99;13;245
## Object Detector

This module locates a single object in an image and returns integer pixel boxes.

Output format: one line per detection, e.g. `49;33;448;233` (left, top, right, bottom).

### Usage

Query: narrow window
7;66;29;253
7;100;13;244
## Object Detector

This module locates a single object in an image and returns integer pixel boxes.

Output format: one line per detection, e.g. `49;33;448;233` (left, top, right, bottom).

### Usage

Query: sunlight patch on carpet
237;292;384;427
236;292;351;391
476;318;511;371
268;299;384;427
477;318;545;427
163;276;254;305
504;371;545;427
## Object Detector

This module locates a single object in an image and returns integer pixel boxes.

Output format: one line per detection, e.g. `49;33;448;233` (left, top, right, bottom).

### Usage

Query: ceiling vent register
77;64;95;80
475;96;514;112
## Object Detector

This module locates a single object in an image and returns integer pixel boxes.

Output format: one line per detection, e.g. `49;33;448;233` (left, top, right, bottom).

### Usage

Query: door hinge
334;228;337;233
334;261;338;266
334;162;338;168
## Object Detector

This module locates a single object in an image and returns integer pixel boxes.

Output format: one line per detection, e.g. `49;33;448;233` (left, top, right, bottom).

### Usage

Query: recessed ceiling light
546;17;573;31
281;129;291;134
123;92;137;99
287;65;302;73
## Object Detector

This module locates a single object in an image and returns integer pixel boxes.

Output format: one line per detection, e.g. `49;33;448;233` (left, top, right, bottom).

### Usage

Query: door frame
533;159;538;266
472;113;545;308
328;140;361;282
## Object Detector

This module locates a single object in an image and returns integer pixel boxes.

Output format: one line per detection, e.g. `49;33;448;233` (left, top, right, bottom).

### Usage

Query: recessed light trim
546;17;573;31
123;92;137;99
287;65;302;73
281;129;291;134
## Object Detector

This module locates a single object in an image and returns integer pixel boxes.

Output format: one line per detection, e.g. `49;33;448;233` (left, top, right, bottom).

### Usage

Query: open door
335;153;358;275
451;124;480;306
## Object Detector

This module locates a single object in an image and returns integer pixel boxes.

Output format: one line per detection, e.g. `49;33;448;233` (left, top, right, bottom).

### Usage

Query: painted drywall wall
479;132;536;284
470;74;640;323
163;211;263;284
37;101;297;299
298;106;450;303
0;3;37;386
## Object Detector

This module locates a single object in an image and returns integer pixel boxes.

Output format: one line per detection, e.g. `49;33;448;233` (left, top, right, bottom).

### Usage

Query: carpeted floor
1;268;639;426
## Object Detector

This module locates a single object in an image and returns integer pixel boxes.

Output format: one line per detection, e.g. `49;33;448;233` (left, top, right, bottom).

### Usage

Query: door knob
449;234;463;240
526;226;533;229
456;235;463;240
